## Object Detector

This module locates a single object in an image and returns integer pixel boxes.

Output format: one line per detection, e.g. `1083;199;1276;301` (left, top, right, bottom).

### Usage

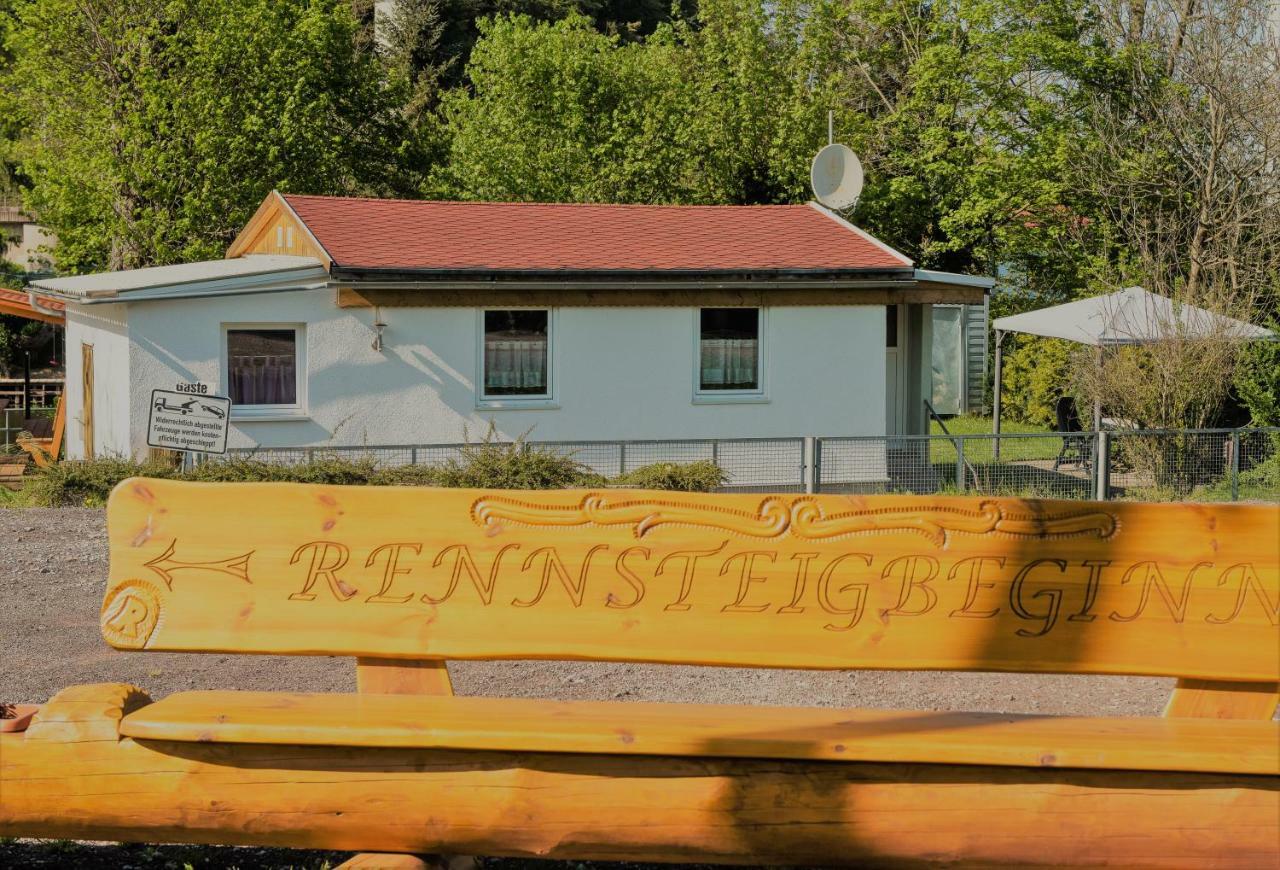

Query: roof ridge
282;193;810;210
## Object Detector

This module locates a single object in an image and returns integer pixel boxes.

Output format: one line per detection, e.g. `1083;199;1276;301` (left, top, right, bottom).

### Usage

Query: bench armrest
24;683;153;744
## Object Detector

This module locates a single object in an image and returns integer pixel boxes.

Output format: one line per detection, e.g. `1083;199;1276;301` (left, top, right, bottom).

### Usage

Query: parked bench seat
3;480;1277;867
121;690;1279;775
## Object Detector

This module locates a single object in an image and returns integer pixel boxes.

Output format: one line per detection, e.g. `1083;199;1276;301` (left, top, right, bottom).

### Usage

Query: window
226;328;299;408
483;309;550;398
699;308;761;392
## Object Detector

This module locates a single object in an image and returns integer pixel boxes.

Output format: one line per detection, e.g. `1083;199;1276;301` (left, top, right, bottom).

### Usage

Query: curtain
700;338;758;389
230;354;296;405
485;338;548;393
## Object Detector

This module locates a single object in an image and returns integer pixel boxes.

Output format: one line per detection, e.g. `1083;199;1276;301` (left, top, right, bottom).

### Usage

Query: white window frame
476;308;559;410
692;307;769;404
221;323;308;421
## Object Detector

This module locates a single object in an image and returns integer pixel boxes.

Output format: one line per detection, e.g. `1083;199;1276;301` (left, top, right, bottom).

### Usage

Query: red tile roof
0;286;65;318
280;195;912;274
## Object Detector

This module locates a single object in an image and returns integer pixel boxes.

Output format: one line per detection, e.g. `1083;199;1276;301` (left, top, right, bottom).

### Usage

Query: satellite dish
810;143;863;210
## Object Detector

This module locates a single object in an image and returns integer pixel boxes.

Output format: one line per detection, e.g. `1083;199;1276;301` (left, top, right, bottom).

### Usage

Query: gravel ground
1;507;1174;868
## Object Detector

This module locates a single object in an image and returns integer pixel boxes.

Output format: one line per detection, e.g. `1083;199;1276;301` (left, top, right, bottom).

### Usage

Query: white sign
147;388;231;454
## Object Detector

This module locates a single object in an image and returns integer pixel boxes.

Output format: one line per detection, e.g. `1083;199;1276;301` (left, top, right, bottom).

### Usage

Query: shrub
184;455;379;486
999;335;1073;428
24;457;180;507
16;448;729;507
426;435;601;490
614;460;726;492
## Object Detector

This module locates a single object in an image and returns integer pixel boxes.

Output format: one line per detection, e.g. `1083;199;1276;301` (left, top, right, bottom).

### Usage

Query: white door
885;305;906;436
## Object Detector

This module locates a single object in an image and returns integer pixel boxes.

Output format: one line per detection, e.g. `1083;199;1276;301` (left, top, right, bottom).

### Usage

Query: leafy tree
3;0;419;271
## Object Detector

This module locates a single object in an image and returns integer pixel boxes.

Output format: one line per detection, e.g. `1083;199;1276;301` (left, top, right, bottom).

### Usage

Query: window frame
476;307;559;410
221;323;308;421
692;306;769;404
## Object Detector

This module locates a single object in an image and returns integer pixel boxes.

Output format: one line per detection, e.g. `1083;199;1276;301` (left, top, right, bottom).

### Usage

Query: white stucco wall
113;289;887;465
63;302;131;459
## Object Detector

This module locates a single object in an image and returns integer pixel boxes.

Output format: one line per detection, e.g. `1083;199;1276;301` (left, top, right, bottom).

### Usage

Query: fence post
619;441;628;477
954;436;966;494
1094;431;1110;501
804;436;816;494
812;437;823;494
1230;430;1241;502
410;447;418;466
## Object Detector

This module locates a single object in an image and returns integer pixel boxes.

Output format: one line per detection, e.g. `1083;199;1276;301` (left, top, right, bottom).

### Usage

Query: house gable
227;191;331;266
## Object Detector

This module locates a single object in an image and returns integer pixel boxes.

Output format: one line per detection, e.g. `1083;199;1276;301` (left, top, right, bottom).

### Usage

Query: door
884;305;906;436
81;342;94;460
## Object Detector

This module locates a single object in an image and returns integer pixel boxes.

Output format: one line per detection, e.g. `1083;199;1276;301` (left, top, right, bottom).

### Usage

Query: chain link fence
224;427;1280;503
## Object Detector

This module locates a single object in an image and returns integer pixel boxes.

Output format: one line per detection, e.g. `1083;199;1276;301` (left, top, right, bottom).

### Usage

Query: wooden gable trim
337;285;987;308
226;191;333;267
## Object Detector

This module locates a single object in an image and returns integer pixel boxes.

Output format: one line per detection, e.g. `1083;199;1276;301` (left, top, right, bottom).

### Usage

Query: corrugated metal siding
964;298;988;413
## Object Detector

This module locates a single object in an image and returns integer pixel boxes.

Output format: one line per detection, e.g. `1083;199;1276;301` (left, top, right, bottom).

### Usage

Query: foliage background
0;0;1276;423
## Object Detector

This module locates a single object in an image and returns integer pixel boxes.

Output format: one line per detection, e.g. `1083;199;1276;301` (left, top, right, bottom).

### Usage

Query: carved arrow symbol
144;539;254;589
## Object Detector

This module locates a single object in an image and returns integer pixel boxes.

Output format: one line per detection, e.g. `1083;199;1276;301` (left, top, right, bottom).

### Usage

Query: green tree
3;0;419;271
431;13;703;202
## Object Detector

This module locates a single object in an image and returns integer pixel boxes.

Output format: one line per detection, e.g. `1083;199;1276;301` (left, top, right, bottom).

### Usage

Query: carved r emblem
101;579;162;649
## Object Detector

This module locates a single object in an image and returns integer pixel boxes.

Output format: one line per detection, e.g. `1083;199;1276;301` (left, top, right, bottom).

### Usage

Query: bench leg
349;659;472;870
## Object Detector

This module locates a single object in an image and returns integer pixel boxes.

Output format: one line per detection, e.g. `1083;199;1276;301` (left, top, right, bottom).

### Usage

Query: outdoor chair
1053;395;1092;472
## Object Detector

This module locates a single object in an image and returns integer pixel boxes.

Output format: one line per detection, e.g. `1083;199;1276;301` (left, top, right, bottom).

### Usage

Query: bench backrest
102;478;1280;681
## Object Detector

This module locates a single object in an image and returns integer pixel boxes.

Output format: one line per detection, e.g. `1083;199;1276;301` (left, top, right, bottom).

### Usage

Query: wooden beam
102;480;1280;682
119;689;1280;775
1165;679;1280;720
336;286;987;309
356;658;452;696
0;297;64;324
3;726;1275;867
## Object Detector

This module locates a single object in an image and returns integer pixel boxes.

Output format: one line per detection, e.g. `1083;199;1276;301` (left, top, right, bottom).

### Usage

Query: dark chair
1053;396;1091;472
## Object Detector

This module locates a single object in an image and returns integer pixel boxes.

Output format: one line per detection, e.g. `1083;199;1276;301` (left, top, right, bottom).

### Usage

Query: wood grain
1164;679;1280;719
117;690;1280;775
356;658;452;696
2;728;1275;868
103;480;1280;679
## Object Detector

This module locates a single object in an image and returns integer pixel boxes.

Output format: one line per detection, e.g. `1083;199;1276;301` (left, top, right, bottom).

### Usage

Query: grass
929;414;1064;463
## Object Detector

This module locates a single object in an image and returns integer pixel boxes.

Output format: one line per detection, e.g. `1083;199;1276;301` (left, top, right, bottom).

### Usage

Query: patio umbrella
991;286;1274;439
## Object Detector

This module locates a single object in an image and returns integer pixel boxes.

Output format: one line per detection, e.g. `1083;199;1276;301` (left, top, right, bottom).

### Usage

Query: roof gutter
27;288;64;317
329;266;918;291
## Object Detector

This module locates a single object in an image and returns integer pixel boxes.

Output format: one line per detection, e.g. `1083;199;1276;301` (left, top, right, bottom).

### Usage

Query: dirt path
1;507;1173;868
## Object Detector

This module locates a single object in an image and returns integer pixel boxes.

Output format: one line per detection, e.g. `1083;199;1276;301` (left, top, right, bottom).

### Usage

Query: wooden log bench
2;478;1277;868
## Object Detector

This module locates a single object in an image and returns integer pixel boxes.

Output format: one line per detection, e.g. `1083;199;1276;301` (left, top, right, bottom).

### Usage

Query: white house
28;193;992;484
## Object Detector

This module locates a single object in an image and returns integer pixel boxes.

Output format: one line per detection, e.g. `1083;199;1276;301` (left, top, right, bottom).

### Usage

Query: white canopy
991;285;1273;441
993;285;1274;345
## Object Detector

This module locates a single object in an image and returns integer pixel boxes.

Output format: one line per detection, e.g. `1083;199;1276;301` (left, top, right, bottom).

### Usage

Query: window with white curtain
226;328;298;406
698;308;761;392
483;309;550;397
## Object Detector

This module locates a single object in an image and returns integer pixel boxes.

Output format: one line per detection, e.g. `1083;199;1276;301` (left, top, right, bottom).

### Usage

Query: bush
424;437;602;490
184;455;379;486
999;335;1073;428
17;448;728;507
614;460;726;492
23;457;180;507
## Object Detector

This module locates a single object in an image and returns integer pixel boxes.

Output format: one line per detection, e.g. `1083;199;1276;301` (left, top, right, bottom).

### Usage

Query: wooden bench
2;478;1277;867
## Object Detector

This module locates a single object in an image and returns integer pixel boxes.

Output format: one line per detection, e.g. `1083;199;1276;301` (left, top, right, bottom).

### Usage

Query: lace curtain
229;353;296;405
700;338;759;389
485;337;548;393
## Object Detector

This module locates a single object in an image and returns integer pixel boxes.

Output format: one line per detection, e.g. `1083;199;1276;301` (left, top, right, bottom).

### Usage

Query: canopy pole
1093;345;1103;431
992;330;1005;459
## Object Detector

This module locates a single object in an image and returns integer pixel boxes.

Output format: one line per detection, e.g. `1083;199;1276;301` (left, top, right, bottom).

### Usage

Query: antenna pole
828;110;834;146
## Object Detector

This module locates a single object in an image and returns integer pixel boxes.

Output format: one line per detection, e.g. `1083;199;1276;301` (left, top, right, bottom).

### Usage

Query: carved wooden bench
2;478;1277;868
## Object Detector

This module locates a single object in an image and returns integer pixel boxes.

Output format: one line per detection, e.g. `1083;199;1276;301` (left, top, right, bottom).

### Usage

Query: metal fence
222;427;1280;503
